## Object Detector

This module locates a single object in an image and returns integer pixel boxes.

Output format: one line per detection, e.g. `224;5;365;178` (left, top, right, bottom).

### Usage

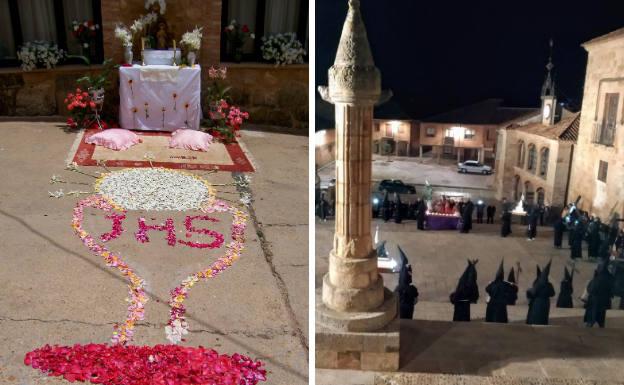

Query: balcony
443;136;455;146
592;121;615;146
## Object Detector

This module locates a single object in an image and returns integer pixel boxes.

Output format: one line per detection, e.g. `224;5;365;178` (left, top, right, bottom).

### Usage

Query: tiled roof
583;27;624;47
514;113;580;141
423;99;538;125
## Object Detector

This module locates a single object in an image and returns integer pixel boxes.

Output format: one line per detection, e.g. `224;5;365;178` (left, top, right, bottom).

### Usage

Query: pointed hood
536;265;542;280
376;240;387;258
397;245;409;269
455;259;478;295
536;260;552;289
507;267;516;284
563;266;572;282
495;260;504;281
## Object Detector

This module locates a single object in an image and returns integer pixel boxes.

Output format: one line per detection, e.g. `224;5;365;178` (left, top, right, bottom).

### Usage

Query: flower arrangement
223;20;254;62
77;58;117;90
261;32;306;65
64;88;95;129
25;344;266;385
17;41;65;71
114;24;132;47
130;12;158;36
204;99;249;143
181;26;203;51
205;65;231;104
71;20;99;50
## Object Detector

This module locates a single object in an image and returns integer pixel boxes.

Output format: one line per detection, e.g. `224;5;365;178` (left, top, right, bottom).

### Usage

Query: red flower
24;344;267;385
242;25;250;33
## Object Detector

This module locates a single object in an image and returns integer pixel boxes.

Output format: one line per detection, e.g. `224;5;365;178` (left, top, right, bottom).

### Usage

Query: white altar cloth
119;65;201;131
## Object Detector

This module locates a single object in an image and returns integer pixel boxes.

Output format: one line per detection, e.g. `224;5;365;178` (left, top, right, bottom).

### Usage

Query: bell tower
541;39;557;126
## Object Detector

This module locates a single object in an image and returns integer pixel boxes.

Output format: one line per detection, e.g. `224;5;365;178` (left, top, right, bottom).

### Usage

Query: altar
119;65;202;131
426;213;461;230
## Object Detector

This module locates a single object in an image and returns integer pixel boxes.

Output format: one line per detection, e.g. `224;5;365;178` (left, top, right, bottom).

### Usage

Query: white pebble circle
95;168;213;211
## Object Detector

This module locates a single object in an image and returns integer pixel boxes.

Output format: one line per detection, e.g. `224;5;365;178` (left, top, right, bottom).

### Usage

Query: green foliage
77;58;118;90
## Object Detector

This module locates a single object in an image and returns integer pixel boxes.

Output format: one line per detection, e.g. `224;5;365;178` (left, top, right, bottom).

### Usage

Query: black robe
501;212;512;237
381;195;391;222
398;285;419;319
393;196;403;224
570;223;585;260
553;218;564;248
584;268;614;328
450;262;479;321
587;221;601;258
416;200;426;230
461;201;474;233
527;209;539;239
556;279;574;308
526;262;555;325
485;279;517;323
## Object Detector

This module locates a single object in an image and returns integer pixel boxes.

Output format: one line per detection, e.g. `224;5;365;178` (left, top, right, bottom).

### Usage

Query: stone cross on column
316;0;399;372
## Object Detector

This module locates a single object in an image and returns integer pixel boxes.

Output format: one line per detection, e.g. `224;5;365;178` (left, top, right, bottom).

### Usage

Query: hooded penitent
526;260;555;325
450;259;479;321
396;245;418;319
506;266;518;305
556;266;574;308
584;261;614;327
485;260;517;323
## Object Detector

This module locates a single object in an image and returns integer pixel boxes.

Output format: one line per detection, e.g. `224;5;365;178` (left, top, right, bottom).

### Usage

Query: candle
141;37;145;52
173;39;176;51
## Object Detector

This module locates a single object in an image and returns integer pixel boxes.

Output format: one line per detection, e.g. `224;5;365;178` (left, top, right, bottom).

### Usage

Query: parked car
378;179;416;194
457;160;493;175
372;180;416;216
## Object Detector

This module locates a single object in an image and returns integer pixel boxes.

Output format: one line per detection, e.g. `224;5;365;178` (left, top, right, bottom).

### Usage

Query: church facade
567;28;624;221
494;40;579;213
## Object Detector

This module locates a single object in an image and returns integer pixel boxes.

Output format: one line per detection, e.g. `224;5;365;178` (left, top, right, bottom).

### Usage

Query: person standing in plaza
476;201;485;224
584;262;614;328
396;247;419;319
506;267;519;305
485;260;517;323
393;193;403;224
460;198;474;233
416;198;427;230
526;260;555;325
500;198;512;237
381;190;391;222
556;266;574;308
553;215;564;248
486;204;496;224
587;217;601;259
570;220;585;260
527;205;539;241
450;260;479;321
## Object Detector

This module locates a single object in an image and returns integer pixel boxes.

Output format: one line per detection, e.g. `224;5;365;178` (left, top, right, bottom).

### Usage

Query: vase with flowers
114;24;133;64
223;20;254;63
181;26;202;66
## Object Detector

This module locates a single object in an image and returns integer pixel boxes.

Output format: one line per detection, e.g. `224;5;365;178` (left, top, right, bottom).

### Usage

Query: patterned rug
68;128;255;172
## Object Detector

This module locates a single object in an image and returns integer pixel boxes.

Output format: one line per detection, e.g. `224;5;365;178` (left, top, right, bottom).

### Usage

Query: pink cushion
169;129;213;152
85;129;142;151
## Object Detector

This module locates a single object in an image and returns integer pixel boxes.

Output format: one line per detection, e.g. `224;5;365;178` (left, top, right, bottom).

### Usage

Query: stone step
411;300;624;329
317;318;624;385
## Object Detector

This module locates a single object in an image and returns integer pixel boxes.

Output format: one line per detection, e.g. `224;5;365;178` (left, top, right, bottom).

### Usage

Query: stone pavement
0;122;308;384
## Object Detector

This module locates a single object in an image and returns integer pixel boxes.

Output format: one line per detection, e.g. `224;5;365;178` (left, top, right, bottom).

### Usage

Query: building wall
495;128;574;209
568;36;624;220
419;122;496;150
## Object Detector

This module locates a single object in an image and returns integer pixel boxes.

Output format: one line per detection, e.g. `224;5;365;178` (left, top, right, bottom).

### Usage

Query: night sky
316;0;624;126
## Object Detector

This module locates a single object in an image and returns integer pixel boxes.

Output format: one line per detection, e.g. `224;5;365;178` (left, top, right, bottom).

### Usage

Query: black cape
501;211;512;237
450;260;479;321
584;263;614;327
526;260;555;325
485;261;517;323
556;266;574;308
506;267;519;305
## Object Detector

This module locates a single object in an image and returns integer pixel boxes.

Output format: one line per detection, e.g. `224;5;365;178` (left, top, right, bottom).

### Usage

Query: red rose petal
25;344;267;385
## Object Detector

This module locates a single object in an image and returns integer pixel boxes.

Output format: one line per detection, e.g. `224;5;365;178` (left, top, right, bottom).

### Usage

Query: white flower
181;27;203;51
240;193;252;207
49;189;64;198
165;319;188;344
250;33;255;39
50;175;65;184
114;25;132;47
83;43;89;48
148;354;156;363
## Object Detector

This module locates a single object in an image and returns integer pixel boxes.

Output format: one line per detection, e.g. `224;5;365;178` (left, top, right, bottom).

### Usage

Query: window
594;93;619;146
598;160;608;183
539;147;549;178
384;124;393;138
426;127;436;137
221;0;308;62
517;141;525;167
527;144;536;172
464;128;475;140
0;0;103;67
374;122;380;132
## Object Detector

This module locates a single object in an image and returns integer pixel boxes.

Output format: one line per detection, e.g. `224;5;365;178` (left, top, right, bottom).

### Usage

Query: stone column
317;0;399;372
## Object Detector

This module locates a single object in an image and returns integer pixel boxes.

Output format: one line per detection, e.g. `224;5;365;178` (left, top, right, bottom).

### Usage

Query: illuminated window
426;127;436;137
464;128;475;140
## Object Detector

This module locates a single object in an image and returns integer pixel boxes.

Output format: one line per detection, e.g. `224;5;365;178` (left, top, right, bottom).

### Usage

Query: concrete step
411;300;624;329
317;318;624;385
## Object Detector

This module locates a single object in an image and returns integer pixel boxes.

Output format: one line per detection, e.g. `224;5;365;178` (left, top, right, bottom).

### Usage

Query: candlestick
141;38;145;66
172;40;177;66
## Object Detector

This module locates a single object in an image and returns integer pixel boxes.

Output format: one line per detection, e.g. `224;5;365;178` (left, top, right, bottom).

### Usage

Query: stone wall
567;35;624;220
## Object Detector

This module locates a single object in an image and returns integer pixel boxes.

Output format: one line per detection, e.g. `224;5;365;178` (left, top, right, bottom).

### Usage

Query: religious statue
156;23;168;49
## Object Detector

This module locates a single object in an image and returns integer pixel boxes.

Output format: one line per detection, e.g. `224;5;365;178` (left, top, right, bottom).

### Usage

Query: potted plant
17;41;65;71
261;33;306;66
223;20;254;63
114;25;133;64
180;26;203;66
76;59;118;116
